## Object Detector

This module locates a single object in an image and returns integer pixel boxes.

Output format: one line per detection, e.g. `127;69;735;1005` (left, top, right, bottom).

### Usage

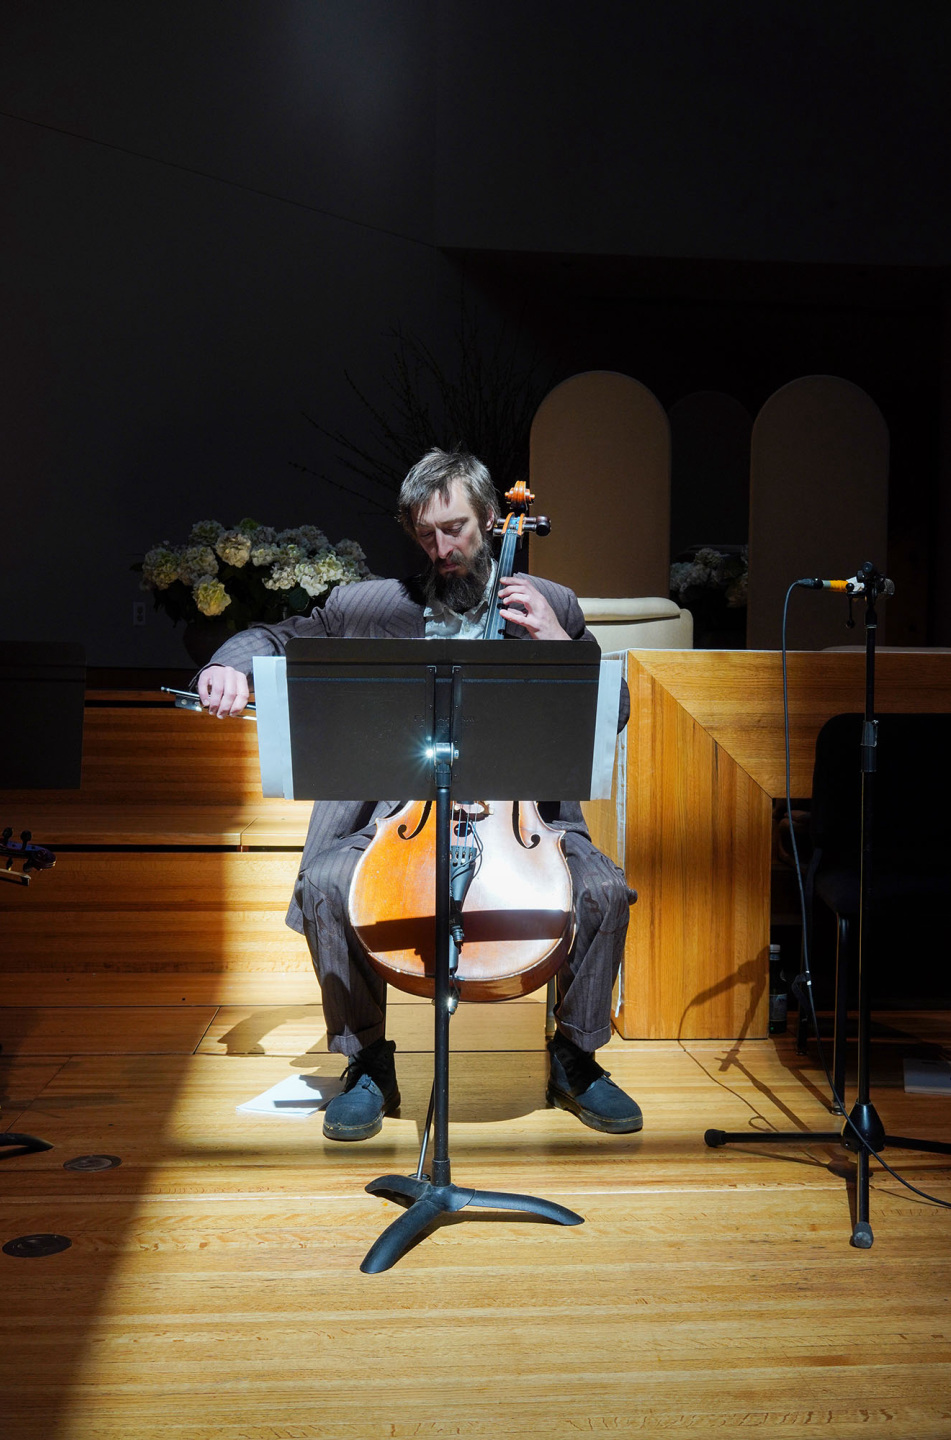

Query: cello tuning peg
534;516;551;537
20;830;32;844
2;827;12;844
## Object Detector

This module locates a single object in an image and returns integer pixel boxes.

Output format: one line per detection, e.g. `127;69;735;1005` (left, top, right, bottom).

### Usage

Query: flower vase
182;619;235;669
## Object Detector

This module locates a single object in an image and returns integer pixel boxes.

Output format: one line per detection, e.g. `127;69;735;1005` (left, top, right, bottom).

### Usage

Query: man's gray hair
398;449;498;535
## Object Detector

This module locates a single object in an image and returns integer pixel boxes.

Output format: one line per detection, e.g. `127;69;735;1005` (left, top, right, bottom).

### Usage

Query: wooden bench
0;686;316;1003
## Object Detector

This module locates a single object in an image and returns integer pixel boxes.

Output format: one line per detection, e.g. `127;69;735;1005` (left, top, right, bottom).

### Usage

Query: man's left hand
498;576;570;640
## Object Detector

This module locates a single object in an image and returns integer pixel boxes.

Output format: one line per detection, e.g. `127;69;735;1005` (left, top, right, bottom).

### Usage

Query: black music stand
282;637;604;1273
0;642;84;1155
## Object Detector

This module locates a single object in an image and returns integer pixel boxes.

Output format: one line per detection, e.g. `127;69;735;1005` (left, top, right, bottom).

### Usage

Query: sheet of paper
236;1072;344;1118
252;655;293;798
590;655;622;800
903;1057;951;1096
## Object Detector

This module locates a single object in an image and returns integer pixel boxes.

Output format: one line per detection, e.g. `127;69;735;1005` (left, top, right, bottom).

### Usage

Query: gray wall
3;1;950;664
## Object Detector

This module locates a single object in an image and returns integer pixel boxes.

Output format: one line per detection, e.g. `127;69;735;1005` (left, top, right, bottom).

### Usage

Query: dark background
3;0;950;663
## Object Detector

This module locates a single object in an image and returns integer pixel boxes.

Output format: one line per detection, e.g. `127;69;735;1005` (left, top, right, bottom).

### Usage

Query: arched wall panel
529;372;670;599
748;377;889;651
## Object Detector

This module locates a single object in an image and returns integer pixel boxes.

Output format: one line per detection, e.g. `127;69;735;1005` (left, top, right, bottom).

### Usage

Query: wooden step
0;851;312;973
0;804;310;848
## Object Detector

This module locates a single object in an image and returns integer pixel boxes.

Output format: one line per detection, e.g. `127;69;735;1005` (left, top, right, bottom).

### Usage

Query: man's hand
198;664;250;717
498;576;570;641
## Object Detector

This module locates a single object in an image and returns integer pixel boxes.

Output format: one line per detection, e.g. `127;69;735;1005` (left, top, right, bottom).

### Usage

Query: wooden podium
582;650;951;1041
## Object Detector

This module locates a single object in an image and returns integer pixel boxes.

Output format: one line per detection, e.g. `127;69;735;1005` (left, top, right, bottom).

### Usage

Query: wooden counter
582;650;951;1040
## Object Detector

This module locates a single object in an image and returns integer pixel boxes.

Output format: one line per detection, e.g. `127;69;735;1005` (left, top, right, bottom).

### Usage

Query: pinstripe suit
202;574;633;1055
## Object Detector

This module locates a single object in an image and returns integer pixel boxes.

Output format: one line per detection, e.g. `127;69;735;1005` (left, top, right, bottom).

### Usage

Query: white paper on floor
903;1056;951;1096
236;1072;345;1118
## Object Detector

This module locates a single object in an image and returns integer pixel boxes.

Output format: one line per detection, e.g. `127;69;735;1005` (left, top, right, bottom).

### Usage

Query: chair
578;597;693;651
797;712;951;1096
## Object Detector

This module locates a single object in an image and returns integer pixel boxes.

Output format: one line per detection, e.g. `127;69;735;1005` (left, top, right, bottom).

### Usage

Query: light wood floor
2;977;951;1440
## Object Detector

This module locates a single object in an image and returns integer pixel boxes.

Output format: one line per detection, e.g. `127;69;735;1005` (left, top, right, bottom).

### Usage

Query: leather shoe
546;1032;643;1134
322;1037;401;1141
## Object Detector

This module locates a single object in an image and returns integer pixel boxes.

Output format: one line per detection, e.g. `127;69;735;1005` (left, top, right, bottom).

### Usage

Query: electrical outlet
132;601;146;626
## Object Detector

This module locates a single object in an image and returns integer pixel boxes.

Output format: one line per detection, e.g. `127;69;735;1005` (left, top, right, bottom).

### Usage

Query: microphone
796;574;895;597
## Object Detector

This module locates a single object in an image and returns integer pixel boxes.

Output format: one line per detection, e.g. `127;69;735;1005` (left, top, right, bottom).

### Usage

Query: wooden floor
2;978;951;1440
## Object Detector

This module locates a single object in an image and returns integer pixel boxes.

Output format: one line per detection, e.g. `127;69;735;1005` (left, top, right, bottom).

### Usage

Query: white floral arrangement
135;519;377;632
670;546;748;610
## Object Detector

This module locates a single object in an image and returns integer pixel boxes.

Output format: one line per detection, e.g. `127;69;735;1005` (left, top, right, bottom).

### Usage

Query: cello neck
482;516;523;640
482;481;551;640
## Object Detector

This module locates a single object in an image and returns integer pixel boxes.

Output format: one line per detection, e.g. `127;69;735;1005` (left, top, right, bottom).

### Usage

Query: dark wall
435;0;951;265
3;1;950;663
0;0;448;665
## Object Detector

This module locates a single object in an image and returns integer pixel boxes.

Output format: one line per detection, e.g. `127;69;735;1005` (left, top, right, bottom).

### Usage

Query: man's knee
297;849;359;921
578;865;632;931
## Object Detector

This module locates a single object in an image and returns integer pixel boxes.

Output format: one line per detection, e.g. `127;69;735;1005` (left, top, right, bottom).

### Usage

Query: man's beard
421;536;494;613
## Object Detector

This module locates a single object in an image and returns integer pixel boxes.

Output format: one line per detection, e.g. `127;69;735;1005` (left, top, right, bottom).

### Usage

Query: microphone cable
780;581;951;1210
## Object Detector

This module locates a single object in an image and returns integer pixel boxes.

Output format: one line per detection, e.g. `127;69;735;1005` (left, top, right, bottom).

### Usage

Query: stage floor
2;981;950;1440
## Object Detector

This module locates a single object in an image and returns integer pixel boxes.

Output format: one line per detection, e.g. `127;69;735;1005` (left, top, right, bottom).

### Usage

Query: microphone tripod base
0;1132;53;1153
361;1173;583;1274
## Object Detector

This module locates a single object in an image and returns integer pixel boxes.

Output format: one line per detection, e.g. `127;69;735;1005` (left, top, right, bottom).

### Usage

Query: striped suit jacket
200;574;627;934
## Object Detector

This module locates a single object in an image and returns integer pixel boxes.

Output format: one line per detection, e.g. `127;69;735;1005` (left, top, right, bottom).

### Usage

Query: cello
347;482;576;1002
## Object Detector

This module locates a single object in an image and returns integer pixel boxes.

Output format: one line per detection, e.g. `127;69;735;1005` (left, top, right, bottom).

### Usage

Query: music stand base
361;1174;583;1274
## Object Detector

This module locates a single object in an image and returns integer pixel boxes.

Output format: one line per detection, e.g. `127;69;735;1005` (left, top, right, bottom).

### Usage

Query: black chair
797;712;951;1100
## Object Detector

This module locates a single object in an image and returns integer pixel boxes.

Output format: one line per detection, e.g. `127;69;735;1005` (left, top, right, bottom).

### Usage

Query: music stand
0;642;85;790
264;637;608;1273
0;642;84;1155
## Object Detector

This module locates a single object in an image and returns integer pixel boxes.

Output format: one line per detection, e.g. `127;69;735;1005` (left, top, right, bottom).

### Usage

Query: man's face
412;480;493;579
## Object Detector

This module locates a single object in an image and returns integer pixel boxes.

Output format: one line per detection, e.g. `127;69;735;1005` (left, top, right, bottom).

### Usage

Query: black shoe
546;1032;643;1134
322;1037;401;1142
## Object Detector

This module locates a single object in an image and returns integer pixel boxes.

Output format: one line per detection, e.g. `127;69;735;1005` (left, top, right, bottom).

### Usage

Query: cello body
348;798;575;1001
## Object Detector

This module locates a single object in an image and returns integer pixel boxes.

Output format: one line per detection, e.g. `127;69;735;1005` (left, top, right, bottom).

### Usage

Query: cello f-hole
511;800;541;850
398;802;432;841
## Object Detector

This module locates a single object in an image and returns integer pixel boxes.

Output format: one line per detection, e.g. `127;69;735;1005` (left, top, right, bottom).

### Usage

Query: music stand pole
705;563;951;1247
360;661;582;1274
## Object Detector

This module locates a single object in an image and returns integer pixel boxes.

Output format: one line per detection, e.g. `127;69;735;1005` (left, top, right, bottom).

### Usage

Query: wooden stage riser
0;852;313;972
1;700;269;807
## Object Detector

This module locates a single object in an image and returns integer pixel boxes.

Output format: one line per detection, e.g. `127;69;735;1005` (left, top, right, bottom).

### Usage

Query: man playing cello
197;449;642;1142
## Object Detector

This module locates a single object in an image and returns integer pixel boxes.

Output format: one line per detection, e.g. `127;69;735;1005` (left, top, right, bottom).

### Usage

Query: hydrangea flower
295;525;330;550
178;545;219;586
294;562;330;599
136;518;373;628
277;526;325;551
250;542;282;567
140;546;179;590
334;538;368;572
670;547;749;605
263;562;298;591
726;571;748;608
193;575;231;617
189;520;225;546
215;530;252;568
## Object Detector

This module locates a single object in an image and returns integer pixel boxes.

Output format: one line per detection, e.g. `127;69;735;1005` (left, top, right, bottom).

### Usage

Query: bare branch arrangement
298;305;557;516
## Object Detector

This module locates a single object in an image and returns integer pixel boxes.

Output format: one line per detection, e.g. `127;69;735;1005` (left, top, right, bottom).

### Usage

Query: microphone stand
705;562;951;1247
